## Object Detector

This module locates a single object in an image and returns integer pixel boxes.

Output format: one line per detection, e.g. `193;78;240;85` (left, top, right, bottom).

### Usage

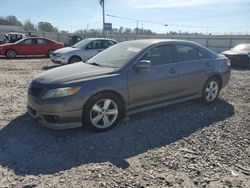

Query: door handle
170;68;177;73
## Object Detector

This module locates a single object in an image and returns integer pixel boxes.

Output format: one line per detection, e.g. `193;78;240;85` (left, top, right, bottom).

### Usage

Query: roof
122;39;198;45
87;38;118;42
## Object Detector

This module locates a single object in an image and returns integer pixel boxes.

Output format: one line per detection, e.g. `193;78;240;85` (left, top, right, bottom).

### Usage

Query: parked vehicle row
0;33;249;69
27;39;231;132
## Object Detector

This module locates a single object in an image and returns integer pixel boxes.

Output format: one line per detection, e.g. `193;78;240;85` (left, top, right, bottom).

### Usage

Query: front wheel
68;56;82;64
83;93;124;132
202;78;220;104
6;49;16;59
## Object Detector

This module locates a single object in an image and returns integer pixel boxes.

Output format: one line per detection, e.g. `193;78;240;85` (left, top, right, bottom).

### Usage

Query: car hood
221;50;250;56
33;62;116;85
54;47;80;54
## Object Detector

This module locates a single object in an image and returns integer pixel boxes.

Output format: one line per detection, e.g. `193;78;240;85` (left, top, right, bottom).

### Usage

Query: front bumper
50;55;68;65
27;95;84;130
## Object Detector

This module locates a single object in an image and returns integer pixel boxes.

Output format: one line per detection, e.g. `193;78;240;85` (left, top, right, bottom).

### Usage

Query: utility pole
136;20;138;35
99;0;105;37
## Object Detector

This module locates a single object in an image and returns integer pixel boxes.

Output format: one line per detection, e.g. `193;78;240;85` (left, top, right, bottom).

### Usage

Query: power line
106;13;216;28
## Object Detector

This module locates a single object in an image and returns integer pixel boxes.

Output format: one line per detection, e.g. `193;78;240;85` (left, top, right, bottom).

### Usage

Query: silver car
50;38;117;64
28;39;231;132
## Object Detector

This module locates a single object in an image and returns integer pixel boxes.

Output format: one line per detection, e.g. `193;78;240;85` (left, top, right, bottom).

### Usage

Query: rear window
175;44;208;62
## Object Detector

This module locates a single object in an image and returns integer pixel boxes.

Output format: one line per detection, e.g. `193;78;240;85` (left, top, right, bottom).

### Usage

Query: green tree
38;22;58;32
0;17;11;25
6;15;22;26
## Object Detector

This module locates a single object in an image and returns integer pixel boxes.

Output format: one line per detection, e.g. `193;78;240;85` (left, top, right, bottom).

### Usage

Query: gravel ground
0;57;249;188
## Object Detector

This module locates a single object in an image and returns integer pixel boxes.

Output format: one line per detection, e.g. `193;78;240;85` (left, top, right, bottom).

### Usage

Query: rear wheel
83;93;124;132
202;78;220;104
68;56;82;64
47;49;55;57
6;49;16;59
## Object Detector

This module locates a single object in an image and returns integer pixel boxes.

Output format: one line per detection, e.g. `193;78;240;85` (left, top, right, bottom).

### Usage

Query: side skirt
126;93;201;116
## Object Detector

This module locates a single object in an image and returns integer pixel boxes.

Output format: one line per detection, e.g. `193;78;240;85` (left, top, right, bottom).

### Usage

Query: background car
50;38;117;64
222;44;250;68
0;37;64;58
28;39;231;132
0;32;26;45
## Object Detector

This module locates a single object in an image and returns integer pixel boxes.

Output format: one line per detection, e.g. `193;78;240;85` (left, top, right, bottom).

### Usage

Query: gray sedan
50;38;117;64
28;39;231;132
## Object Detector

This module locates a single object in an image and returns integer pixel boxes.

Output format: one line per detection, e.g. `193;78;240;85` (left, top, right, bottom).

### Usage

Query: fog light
43;115;59;123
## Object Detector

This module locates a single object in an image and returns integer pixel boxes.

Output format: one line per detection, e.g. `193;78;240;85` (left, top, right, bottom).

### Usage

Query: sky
0;0;250;34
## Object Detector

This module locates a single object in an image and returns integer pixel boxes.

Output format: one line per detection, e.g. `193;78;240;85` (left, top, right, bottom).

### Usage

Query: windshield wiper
89;62;102;67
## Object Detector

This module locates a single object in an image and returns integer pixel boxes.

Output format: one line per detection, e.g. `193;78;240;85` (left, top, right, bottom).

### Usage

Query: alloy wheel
90;99;118;129
205;80;219;102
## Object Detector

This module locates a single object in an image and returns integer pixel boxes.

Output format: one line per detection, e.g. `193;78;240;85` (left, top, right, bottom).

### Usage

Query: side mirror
134;60;151;70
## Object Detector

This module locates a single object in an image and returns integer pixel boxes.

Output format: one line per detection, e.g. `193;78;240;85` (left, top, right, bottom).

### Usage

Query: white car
50;38;117;64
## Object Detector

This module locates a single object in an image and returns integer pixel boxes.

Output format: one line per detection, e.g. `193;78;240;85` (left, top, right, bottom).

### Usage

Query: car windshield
72;39;90;48
232;44;250;52
87;42;147;68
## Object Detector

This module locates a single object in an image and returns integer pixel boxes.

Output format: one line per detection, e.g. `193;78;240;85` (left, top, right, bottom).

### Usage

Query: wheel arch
5;48;17;56
207;74;223;89
68;55;82;63
83;90;126;114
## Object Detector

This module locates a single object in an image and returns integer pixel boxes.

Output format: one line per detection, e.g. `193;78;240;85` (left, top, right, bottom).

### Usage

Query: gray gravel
0;57;249;188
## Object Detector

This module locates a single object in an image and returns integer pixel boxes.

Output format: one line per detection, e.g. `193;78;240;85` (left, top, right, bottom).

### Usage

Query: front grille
225;54;249;66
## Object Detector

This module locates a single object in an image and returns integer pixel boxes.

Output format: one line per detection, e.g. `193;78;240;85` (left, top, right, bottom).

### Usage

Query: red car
0;37;64;58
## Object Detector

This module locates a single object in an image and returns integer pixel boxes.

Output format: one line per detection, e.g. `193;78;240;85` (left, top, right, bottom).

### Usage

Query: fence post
206;37;209;48
229;37;232;48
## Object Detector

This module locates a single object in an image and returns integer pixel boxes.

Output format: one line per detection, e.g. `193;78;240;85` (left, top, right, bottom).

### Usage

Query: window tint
37;39;47;44
176;44;205;62
141;45;174;66
87;40;102;49
197;50;209;59
21;39;32;45
103;40;116;49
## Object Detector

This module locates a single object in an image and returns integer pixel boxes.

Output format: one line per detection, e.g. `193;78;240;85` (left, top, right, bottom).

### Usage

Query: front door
83;40;103;60
17;38;34;55
127;44;179;109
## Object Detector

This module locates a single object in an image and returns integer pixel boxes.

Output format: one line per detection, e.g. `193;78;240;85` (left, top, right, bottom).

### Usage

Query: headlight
42;87;81;99
55;53;62;58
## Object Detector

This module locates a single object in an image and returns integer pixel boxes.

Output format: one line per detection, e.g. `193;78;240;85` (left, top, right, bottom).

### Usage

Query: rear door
33;38;49;55
174;43;211;96
128;44;179;109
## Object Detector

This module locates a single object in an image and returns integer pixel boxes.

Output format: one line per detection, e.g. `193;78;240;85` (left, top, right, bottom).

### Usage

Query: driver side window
141;45;174;66
86;40;102;49
21;39;32;45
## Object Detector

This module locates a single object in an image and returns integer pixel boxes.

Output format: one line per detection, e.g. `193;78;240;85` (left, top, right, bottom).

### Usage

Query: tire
47;49;55;57
83;92;124;132
201;77;220;104
6;49;16;59
68;56;82;64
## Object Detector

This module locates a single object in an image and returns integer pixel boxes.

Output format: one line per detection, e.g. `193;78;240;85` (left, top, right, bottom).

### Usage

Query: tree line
0;15;204;36
0;15;58;32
